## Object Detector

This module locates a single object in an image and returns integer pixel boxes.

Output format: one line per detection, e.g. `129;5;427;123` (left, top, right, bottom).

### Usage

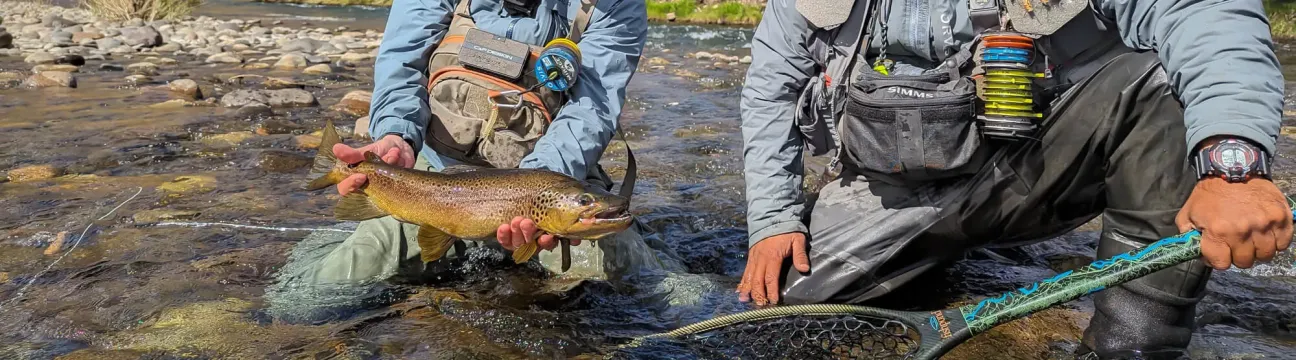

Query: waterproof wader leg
786;51;1204;358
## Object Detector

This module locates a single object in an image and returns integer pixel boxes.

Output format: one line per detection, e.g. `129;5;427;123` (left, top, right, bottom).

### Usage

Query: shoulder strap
569;0;599;43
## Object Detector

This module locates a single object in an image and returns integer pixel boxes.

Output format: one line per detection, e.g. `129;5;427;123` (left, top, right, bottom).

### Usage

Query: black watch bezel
1193;138;1271;182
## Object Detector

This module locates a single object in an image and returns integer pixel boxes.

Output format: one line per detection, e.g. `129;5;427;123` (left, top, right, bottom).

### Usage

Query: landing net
612;313;921;360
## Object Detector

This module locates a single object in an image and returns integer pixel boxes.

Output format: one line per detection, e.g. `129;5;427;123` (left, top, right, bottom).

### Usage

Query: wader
265;0;687;325
784;0;1211;357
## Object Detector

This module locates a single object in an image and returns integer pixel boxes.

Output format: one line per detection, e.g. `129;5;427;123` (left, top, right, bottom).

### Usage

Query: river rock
274;53;307;69
168;79;202;99
206;52;242;64
47;31;73;46
132;209;200;224
0;31;12;49
262;77;305;89
95;38;122;50
23;71;75;88
125;74;151;84
302;63;332;74
156;175;216;195
216;23;241;32
354;116;370;140
666;12;677;21
99;63;124;71
294;134;321;149
304;54;329;64
32;64;78;73
280;38;316;53
693;51;714;60
155;43;182;52
338;52;371;63
127;62;159;76
7;164;63;182
124;18;145;27
255;150;312;173
108;45;135;55
266;88;317;107
120;26;162;47
234;104;273;118
24;52;55;64
0;72;23;85
220;89;269;107
331;90;371;117
740;55;752;64
71;32;102;43
242;63;270;70
54;54;84;66
314;43;342;55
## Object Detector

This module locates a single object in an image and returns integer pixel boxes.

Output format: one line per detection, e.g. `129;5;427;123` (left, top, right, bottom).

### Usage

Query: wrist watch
1192;137;1272;182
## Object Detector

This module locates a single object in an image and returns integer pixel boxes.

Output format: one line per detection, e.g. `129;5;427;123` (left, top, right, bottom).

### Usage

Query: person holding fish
265;0;688;323
736;0;1290;358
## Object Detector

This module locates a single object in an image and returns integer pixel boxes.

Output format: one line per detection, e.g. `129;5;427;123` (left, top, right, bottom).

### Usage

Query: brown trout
304;121;633;269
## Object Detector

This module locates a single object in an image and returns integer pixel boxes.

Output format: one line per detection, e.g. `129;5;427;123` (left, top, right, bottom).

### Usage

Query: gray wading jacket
739;0;1284;246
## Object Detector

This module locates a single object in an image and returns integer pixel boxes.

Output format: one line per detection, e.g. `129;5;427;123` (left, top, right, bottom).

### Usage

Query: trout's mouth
580;205;631;225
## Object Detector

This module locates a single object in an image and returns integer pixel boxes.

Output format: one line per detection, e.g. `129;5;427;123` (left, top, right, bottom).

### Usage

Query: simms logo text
887;87;936;98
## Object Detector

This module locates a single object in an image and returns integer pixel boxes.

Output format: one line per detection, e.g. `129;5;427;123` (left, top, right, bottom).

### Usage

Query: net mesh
612;314;922;360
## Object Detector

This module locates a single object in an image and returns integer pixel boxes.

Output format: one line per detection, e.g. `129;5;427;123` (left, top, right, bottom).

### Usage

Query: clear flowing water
2;1;1296;359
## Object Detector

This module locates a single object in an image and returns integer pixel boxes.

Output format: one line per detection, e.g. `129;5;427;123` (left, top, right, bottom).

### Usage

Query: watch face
1209;141;1258;178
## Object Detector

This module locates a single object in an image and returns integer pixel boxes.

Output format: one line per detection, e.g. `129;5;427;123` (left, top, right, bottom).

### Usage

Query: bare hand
495;216;581;252
1176;177;1293;270
737;232;810;306
335;134;416;196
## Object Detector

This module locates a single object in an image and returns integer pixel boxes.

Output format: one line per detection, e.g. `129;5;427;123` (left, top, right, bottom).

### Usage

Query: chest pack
802;0;1091;185
424;0;596;170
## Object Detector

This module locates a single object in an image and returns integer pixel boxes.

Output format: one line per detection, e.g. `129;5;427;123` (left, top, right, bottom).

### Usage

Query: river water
2;0;1296;359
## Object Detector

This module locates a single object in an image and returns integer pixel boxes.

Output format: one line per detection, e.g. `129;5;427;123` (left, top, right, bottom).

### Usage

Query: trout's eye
578;193;595;207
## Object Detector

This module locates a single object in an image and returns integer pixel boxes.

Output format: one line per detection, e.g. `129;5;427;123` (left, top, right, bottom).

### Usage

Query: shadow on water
2;2;1296;359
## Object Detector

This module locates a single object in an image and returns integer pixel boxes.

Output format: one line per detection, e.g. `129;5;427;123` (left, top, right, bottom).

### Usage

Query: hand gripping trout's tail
305;120;346;191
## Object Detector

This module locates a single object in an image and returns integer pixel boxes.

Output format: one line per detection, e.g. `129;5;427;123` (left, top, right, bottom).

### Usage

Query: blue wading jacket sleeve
517;0;648;179
1094;0;1284;154
368;0;458;153
739;0;817;247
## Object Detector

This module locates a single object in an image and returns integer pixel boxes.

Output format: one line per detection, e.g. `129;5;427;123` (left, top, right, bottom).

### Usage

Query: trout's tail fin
305;120;345;191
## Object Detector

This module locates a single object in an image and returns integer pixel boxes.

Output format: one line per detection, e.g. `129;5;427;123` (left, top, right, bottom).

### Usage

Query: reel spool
534;38;581;92
977;32;1044;141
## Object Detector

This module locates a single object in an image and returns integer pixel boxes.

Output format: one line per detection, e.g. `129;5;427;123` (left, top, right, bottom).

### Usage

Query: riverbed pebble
274;53;307;69
168;78;202;99
206;52;242;64
332;90;371;117
302;63;332;74
23;70;75;87
127;62;159;75
32;64;78;73
7;164;63;182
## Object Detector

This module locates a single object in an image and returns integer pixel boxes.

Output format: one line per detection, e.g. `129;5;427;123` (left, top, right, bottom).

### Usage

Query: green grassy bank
241;0;1296;34
1269;0;1296;39
645;0;764;26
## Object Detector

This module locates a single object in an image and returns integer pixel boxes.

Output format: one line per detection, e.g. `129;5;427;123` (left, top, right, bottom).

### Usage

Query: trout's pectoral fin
334;193;389;221
417;225;457;263
512;241;539;265
363;151;383;164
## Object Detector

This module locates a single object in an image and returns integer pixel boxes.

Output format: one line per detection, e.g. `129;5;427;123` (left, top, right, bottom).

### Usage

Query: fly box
460;28;531;81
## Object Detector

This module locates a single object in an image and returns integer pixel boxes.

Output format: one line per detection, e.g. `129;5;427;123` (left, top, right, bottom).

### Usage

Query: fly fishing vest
798;0;1121;186
424;0;597;169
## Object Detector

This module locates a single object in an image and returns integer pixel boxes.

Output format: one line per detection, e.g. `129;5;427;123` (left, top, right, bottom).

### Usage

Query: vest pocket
838;68;983;181
426;66;551;169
